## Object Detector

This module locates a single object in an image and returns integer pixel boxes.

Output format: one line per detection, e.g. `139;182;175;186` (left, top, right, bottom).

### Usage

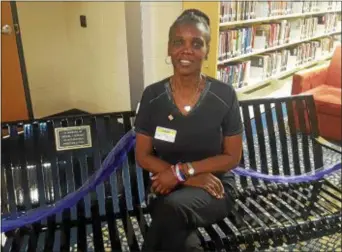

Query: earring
165;56;171;65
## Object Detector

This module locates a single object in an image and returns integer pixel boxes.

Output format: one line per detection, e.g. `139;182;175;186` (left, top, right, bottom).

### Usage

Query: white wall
66;2;130;114
141;2;182;87
17;2;130;118
17;2;183;117
17;2;72;118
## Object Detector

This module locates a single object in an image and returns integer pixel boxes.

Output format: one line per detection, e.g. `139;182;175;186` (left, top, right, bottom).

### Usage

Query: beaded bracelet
175;164;186;182
170;165;178;181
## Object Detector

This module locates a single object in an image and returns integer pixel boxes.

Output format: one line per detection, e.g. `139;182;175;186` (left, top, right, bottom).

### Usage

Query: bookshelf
239;52;335;94
219;9;341;27
182;1;342;95
217;30;341;65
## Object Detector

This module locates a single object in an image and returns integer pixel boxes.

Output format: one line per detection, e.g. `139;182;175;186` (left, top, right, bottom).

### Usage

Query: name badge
154;126;177;143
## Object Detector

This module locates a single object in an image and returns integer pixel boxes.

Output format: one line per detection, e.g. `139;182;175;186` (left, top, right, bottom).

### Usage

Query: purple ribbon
1;130;136;233
232;163;341;183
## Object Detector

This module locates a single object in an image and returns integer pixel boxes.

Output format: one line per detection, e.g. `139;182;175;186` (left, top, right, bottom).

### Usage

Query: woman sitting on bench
135;8;243;252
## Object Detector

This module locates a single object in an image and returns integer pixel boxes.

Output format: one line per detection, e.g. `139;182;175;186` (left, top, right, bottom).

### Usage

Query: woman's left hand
151;168;178;194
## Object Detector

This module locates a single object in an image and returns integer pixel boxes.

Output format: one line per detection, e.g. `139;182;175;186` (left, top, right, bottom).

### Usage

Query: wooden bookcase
182;1;341;95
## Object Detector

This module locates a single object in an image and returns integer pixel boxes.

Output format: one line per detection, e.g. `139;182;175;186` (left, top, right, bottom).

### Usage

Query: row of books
217;37;338;89
220;1;341;23
218;15;340;61
218;27;253;60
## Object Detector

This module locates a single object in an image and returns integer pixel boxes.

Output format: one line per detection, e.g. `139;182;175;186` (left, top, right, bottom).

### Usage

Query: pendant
184;105;191;112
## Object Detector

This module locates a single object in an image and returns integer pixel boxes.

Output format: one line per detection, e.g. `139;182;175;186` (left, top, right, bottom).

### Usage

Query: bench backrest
237;94;323;189
1;111;141;226
1;95;323;226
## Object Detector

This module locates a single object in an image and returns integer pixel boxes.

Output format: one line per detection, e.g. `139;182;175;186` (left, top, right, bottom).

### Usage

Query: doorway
1;2;33;122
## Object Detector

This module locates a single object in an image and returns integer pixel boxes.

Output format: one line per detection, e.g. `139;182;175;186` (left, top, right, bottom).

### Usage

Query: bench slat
53;229;61;251
122;157;133;211
285;101;302;175
247;198;283;227
34;123;49;226
253;104;268;175
204;225;226;251
109;172;120;214
54;119;78;221
47;121;63;223
36;231;46;252
135;165;146;206
3;126;19;213
197;227;216;251
257;195;297;226
73;117;93;219
18;234;29;252
80;155;92;218
15;126;32;212
305;97;324;169
90;117;106;216
64;155;78;220
294;99;312;174
264;103;280;176
253;104;269;190
2;236;13;252
275;102;291;176
4;160;17;215
96;117;115;210
8;126;24;210
237;199;268;230
1;164;10;215
69;227;78;252
241;105;256;188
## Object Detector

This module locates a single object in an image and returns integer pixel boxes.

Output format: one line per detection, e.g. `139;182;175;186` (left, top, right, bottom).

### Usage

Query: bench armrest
313;136;342;154
292;65;329;95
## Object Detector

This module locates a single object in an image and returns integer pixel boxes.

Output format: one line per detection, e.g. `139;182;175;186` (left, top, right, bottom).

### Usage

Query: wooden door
1;2;31;122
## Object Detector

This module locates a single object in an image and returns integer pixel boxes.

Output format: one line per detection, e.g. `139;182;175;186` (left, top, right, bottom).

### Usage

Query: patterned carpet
261;233;341;252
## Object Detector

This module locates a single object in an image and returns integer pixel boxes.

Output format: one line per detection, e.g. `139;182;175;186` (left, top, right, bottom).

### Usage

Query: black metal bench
1;95;341;251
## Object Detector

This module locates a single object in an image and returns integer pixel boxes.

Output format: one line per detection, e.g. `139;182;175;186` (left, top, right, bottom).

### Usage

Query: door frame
8;2;34;120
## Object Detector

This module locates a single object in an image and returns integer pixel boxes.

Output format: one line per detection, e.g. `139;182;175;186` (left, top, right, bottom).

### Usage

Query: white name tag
154;126;177;143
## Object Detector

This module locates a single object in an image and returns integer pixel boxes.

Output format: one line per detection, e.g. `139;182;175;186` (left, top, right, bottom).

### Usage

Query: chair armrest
313;136;342;154
292;65;329;95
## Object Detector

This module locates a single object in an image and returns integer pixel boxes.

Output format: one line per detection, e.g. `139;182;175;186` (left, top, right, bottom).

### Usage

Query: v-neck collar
164;76;211;117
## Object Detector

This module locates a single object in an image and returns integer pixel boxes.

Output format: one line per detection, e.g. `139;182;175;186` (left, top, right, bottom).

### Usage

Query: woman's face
168;23;209;76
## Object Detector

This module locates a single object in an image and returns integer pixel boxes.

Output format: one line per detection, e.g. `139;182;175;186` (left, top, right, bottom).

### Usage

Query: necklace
170;76;202;112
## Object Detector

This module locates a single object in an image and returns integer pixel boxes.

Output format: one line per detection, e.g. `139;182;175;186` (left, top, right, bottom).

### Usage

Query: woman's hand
151;168;179;195
184;173;225;199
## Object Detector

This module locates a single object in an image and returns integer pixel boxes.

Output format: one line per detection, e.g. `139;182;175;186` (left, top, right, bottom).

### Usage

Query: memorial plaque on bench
54;125;92;151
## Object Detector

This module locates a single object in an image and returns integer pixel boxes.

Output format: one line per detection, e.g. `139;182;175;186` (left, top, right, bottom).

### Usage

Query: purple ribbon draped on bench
232;163;341;183
1;130;341;233
1;130;136;233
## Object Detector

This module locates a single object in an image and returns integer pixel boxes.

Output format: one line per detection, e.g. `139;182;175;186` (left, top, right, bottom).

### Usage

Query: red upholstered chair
292;44;341;141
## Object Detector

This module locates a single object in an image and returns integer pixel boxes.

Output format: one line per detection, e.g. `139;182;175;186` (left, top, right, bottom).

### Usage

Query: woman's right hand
184;173;225;199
